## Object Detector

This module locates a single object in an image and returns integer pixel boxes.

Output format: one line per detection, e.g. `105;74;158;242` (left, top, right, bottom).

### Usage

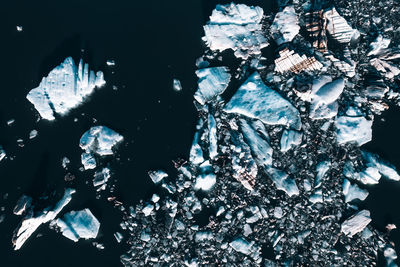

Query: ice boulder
194;161;216;191
194;67;231;105
335;112;372;146
224;72;301;130
271;6;300;45
55;208;100;242
265;167;299;197
26;57;105;120
203;3;268;59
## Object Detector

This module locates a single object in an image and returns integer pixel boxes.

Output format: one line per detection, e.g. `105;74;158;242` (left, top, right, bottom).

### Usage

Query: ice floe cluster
118;1;400;266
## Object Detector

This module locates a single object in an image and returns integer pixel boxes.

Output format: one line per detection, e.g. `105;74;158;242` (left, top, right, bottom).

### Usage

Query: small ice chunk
224;72;301;130
271;6;300;45
13;195;33;216
150;194;160;203
7;119;15;126
265;167;299;197
81;152;97;170
172;78;182;92
324;8;359;44
280;130;302;152
148;170;168;184
0;146;6;161
12;188;75;250
229;237;253;255
335;115;373;146
203;3;268;59
142;204;154;216
341;210;372;237
93;167;111;189
106;60;115;66
194;161;216;191
368;35;391;56
208;114;218;160
189;119;205;165
29;129;38;139
194;67;231;105
16;26;23;32
314;161;331;189
309;189;323;204
342;179;369;203
26;57;105;120
80;126;123;156
114;232;123;243
384;245;398;267
274;207;283;219
55;208;100;242
61;157;70;169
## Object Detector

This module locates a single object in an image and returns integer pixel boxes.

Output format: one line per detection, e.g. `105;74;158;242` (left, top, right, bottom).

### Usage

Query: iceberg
271;6;300;45
194;67;231;105
341;210;372;237
79;126;123;169
208;114;218;160
13;195;33;216
224;72;302;130
189;119;205;165
368;35;391;56
335;114;372;146
12;188;75;250
342;179;369;203
93;167;111;190
194;161;216;191
229;237;253;255
172;79;182;92
26;57;105;120
314;161;331;189
0;145;5;161
265;167;299;197
280;129;302;152
324;7;359;44
148;170;168;184
55;208;100;242
202;3;268;59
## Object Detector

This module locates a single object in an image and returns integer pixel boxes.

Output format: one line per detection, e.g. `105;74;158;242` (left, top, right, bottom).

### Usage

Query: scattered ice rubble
118;2;400;266
26;57;105;120
79;126;123;170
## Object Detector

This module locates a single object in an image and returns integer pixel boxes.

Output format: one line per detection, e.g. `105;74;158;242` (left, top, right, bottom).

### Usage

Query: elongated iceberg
26;57;105;120
224;72;301;130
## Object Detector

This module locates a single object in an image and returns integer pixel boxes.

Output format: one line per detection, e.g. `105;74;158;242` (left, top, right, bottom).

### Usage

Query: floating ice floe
274;48;323;74
12;188;75;250
26;57;105;120
79;126;123;170
54;208;100;242
310;77;345;119
203;3;268;59
341;210;372;237
324;7;359;44
13;195;33;216
224;72;302;130
0;145;5;161
148;170;168;184
172;79;182;92
342;179;369;203
271;6;300;45
194;67;231;105
93;167;111;190
280;129;302;152
335;110;372;146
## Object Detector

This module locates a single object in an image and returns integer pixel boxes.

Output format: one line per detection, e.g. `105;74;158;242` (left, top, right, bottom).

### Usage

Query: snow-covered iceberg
12;188;75;250
203;3;268;59
224;72;301;130
26;57;105;120
55;208;100;242
194;67;231;105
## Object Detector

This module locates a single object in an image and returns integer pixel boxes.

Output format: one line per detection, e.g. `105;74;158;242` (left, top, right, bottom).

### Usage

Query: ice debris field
2;0;400;266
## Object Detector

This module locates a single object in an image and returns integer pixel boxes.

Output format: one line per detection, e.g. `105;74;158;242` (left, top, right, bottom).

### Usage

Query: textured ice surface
203;3;268;59
280;129;302;152
93;167;111;189
368;35;391;56
26;57;105;120
342;179;369;203
335;114;373;146
172;79;182;92
271;6;300;45
194;67;231;105
224;72;301;130
79;126;123;169
55;208;100;242
341;210;372;237
12;188;75;250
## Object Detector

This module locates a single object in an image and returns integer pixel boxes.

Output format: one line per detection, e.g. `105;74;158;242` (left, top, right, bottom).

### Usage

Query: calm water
0;0;398;266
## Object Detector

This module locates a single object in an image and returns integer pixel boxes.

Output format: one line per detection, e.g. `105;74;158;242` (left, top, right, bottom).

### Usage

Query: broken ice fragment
13;195;32;216
93;167;111;189
324;7;359;44
271;6;300;45
314;161;331;189
29;129;38;139
189;119;205;165
203;3;268;59
0;146;5;161
335;114;372;146
229;237;253;255
265;167;299;197
224;72;302;130
81;152;97;170
341;210;371;237
142;203;154;216
148;170;168;184
80;126;123;156
172;79;182;92
26;57;105;120
368;35;391;56
342;179;369;203
280;130;302;152
55;208;100;242
194;67;231;105
194;161;216;191
12;188;75;250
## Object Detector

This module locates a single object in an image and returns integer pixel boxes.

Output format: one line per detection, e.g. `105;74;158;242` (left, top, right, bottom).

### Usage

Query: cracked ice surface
224;72;302;130
26;57;105;120
55;208;100;242
203;3;268;59
12;188;75;250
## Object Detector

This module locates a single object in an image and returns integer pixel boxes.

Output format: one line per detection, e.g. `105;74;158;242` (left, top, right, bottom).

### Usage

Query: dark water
0;0;399;266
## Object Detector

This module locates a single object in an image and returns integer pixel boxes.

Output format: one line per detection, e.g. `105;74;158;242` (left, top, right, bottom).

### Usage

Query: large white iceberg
55;208;100;242
224;72;301;130
79;126;123;169
12;188;75;250
26;57;105;120
271;6;300;45
194;67;231;105
203;3;268;59
342;179;369;203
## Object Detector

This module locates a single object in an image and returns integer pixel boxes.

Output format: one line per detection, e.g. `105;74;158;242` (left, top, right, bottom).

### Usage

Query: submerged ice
26;57;105;120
